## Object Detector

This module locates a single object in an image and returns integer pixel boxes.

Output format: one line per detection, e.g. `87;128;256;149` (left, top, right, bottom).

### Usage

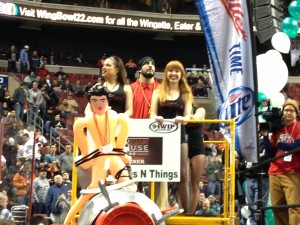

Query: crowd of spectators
187;64;212;97
1;124;74;223
0;47;218;223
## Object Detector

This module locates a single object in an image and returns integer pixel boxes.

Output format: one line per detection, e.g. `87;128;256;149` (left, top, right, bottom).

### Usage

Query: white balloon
269;92;285;108
257;53;288;94
256;53;267;63
266;49;282;61
271;32;291;54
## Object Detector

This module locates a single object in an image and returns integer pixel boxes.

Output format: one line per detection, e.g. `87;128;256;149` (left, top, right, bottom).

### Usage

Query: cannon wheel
93;202;155;225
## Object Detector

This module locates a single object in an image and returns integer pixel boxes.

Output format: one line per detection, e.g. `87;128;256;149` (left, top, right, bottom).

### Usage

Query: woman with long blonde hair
151;60;194;212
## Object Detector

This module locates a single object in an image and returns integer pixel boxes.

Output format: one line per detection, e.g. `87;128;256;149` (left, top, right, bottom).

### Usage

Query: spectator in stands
198;181;207;196
43;74;52;87
5;158;22;203
194;75;208;97
280;85;292;100
54;67;68;80
125;58;137;83
40;84;50;118
7;45;18;73
51;79;61;92
32;167;50;215
43;107;56;136
97;53;106;76
6;122;19;138
201;64;209;75
26;82;44;125
195;198;218;215
13;128;25;145
295;55;300;76
187;71;197;86
0;156;9;191
46;162;61;186
205;154;223;197
1;102;11;118
44;144;60;167
59;144;73;180
12;165;30;206
61;79;73;93
39;55;49;76
45;175;68;223
204;77;212;97
208;195;220;214
84;81;93;92
35;129;48;147
30;50;40;76
48;55;56;65
23;71;36;88
2;137;18;169
17;133;33;160
12;82;26;123
48;114;66;138
168;195;179;209
55;189;71;223
59;95;78;118
61;172;72;190
29;215;49;225
5;110;18;125
195;192;206;211
57;75;65;87
20;45;30;74
46;86;59;109
0;192;13;221
0;84;8;101
35;75;43;89
2;89;14;110
24;124;34;137
72;79;85;97
74;53;83;64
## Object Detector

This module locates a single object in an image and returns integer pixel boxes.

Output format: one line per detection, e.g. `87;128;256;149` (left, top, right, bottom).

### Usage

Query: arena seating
287;82;300;102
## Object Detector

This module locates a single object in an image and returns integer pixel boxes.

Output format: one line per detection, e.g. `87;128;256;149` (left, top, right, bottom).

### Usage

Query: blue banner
0;74;9;88
195;0;257;162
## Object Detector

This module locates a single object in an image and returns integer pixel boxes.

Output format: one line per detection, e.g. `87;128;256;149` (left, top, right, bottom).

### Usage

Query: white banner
195;0;257;162
128;119;181;181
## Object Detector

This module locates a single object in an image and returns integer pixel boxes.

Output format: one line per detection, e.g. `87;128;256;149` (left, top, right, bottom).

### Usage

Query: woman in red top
261;99;300;225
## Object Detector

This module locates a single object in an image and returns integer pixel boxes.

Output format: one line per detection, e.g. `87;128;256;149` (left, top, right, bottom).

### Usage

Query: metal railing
49;127;73;153
26;108;44;134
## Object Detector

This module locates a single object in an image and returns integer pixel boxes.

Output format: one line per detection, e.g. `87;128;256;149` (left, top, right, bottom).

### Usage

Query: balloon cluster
256;32;290;113
282;0;300;38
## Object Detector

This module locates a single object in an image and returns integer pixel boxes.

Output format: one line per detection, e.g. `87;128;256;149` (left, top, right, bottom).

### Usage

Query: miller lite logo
221;0;247;41
149;121;178;133
218;87;254;126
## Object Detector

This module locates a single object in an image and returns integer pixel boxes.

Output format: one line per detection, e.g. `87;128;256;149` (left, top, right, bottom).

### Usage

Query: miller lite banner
195;0;258;162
